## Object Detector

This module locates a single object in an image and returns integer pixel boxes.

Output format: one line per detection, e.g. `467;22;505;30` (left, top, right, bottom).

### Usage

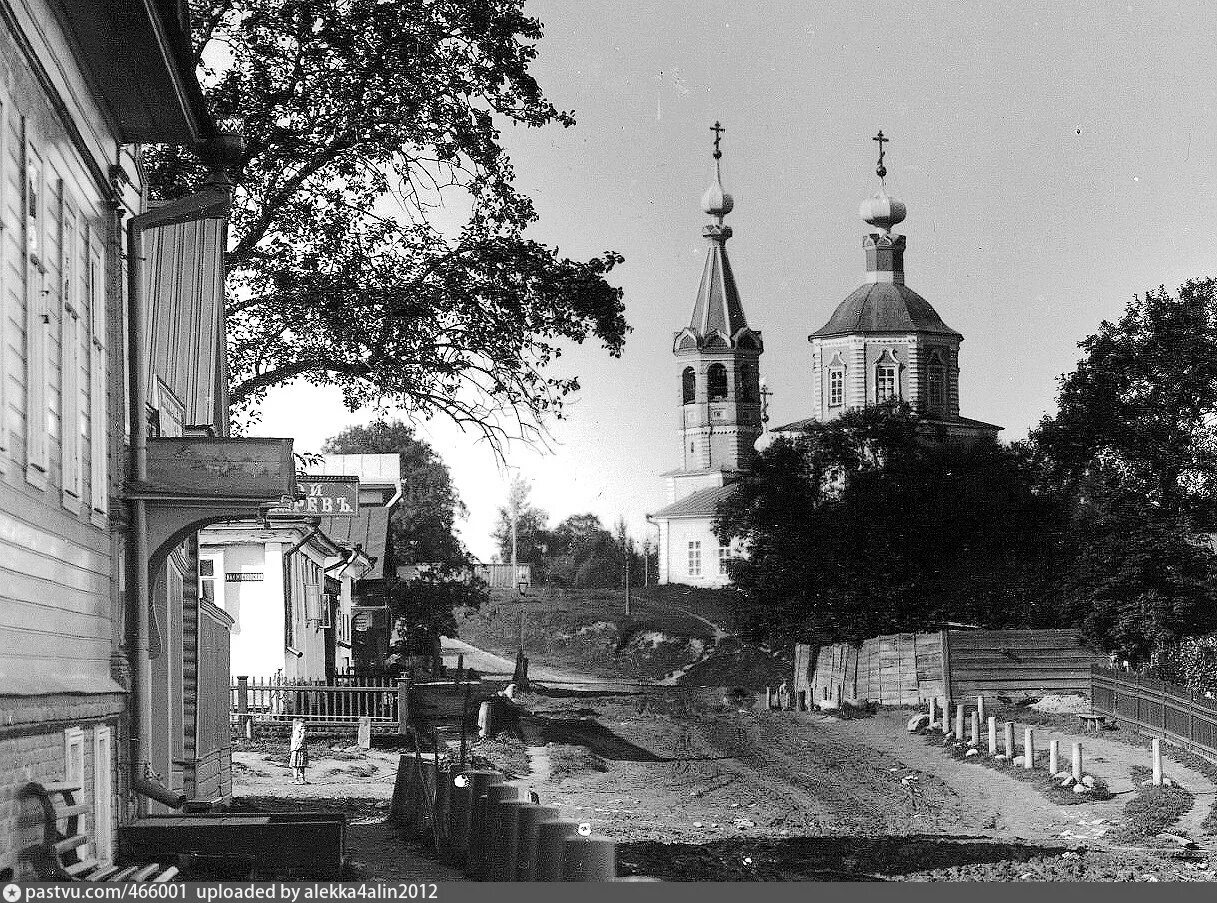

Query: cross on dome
701;120;734;222
860;129;906;233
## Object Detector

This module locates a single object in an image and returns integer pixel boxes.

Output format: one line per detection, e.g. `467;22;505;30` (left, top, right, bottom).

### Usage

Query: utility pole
624;549;631;617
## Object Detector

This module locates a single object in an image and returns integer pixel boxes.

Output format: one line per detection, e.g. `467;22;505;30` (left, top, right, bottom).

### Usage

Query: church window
927;357;946;412
681;367;695;404
717;545;731;576
739;363;759;402
828;367;844;407
707;363;728;401
688;541;702;576
876;364;898;403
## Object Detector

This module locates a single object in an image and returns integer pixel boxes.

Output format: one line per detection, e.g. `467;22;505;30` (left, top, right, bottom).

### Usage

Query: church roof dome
810;282;961;339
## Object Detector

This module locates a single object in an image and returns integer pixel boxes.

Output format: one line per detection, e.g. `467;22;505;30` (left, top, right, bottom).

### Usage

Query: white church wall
660;517;732;588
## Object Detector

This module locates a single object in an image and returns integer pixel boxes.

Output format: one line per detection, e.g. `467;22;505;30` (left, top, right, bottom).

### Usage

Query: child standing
289;718;309;785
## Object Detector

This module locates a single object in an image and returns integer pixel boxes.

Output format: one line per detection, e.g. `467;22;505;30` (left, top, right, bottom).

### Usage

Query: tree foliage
716;405;1067;647
1031;279;1217;663
151;1;628;443
322;418;484;655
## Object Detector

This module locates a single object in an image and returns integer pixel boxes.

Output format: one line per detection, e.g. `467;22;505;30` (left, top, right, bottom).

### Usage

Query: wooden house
1;0;295;876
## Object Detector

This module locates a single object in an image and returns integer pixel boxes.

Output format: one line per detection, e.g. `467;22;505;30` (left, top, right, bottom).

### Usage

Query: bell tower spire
671;123;764;480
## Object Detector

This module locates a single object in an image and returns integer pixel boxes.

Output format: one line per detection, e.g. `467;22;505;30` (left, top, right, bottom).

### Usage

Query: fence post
928;696;937;727
397;676;412;734
987;716;997;755
1049;739;1059;774
1003;722;1015;758
970;711;980;746
976;695;985;725
955;704;964;739
1071;742;1082;781
1023;728;1034;769
1152;738;1162;785
236;676;250;737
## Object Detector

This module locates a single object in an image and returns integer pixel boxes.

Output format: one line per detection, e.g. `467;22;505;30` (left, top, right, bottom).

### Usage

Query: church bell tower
671;123;764;490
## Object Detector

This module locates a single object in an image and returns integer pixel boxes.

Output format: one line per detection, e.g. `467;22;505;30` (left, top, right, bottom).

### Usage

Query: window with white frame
87;240;108;521
687;540;702;576
718;545;731;575
61;203;83;510
876;364;898;402
24;137;50;486
63;726;84;789
927;353;947;412
828;367;844;407
93;725;114;864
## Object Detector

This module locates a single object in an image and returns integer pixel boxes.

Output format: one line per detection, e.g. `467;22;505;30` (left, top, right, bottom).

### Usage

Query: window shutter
87;240;107;521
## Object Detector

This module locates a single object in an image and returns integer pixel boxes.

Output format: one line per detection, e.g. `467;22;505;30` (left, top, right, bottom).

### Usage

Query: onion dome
859;189;906;234
702;170;734;218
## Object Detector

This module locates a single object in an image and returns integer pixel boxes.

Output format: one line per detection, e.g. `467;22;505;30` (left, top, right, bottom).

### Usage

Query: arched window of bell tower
707;363;728;401
681;367;696;404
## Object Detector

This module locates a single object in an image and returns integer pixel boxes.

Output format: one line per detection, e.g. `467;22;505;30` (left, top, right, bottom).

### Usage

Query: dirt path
442;636;646;691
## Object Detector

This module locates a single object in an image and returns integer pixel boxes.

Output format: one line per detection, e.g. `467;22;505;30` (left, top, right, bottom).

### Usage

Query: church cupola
808;132;972;425
672;122;764;475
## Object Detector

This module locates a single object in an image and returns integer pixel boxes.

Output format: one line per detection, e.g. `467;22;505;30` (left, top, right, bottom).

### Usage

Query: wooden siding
945;629;1106;699
141;196;229;433
0;9;120;697
806;628;1100;707
195;598;233;801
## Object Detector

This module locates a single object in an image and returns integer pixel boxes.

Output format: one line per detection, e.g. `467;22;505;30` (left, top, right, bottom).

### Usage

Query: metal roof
650;484;739;520
320;508;391;579
811;282;961;339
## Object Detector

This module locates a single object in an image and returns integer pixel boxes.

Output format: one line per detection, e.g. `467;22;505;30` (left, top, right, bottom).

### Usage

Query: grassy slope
455;585;787;687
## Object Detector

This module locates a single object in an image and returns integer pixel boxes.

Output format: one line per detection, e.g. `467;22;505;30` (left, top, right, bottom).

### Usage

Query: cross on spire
711;121;725;159
873;130;889;183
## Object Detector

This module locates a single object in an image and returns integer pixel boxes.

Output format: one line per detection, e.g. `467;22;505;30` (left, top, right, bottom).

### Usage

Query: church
648;128;1001;587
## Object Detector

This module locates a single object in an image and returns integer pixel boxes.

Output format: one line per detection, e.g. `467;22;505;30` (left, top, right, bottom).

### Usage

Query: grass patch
1111;772;1194;844
544;743;609;782
922;727;1113;805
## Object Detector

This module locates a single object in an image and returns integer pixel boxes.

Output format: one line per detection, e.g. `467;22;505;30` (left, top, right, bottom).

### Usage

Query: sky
256;1;1217;561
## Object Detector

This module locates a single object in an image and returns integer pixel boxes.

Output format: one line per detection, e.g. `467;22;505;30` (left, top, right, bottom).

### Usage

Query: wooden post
236;675;250;736
357;716;372;749
397;676;412;734
987;716;997;755
1152;738;1163;785
459;682;472;768
976;695;985;724
1023;728;1034;769
954;704;964;739
766;687;772;709
1071;742;1082;781
938;630;952;715
456;653;464;682
928;696;937;726
1003;722;1015;758
1049;739;1059;774
970;711;980;746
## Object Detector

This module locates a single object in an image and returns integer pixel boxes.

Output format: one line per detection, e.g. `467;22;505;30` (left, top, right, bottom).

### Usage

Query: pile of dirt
676;637;790;689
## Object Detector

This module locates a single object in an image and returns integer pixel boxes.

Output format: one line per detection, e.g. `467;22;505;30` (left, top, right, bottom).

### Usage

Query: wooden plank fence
1091;666;1217;764
802;628;1102;708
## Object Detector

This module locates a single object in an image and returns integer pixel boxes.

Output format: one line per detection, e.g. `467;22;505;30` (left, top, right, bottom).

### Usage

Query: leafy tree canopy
716;404;1067;647
1031;279;1217;663
322;419;484;656
151;1;629;444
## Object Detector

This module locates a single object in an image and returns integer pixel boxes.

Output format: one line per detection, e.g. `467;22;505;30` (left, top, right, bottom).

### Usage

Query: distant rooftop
311;453;400;486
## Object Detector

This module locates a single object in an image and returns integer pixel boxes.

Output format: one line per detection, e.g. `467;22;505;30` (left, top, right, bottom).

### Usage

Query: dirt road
507;690;1217;880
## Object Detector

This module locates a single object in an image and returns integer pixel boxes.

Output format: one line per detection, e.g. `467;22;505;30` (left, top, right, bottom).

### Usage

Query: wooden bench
20;782;179;882
1079;713;1116;733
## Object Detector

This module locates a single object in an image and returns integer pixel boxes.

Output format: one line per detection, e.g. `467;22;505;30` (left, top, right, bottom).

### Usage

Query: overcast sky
257;1;1217;561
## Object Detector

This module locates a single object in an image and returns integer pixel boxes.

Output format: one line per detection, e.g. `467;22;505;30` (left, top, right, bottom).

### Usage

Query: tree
1031;279;1217;663
716;405;1068;647
491;477;550;569
149;1;629;444
323;419;466;566
322;419;485;662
